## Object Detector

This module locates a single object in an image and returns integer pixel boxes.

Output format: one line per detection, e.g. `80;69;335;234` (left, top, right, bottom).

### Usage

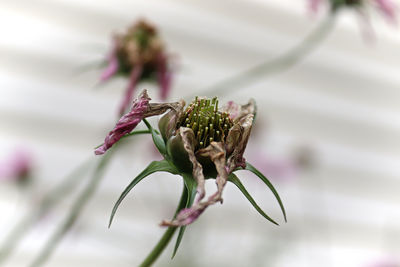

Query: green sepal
172;174;197;258
143;118;167;156
245;162;287;222
228;173;278;225
109;160;178;228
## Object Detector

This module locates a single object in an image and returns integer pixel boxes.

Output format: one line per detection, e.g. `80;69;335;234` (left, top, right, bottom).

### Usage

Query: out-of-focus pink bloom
95;90;151;155
0;148;33;183
100;19;174;115
309;0;323;13
307;0;398;25
375;0;398;23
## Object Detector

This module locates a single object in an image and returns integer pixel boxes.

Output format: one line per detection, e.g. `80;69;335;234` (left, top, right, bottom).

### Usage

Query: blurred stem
0;159;92;266
187;14;336;99
139;182;188;267
28;151;115;267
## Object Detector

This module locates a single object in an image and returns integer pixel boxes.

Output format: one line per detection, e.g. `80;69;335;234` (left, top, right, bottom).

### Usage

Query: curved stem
28;151;114;267
186;14;336;99
139;182;188;267
0;159;92;266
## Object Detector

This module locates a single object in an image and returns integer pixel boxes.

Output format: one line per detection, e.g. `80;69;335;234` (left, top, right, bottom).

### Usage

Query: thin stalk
0;159;92;265
139;182;188;267
187;14;336;99
28;151;114;267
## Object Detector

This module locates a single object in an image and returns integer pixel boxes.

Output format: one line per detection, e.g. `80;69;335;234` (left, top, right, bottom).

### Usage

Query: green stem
28;151;114;267
139;182;188;267
0;159;92;266
187;14;336;99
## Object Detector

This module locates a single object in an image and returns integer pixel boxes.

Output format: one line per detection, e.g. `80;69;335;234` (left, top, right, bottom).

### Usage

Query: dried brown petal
221;99;256;122
162;142;228;226
226;114;254;172
179;127;206;200
197;142;228;201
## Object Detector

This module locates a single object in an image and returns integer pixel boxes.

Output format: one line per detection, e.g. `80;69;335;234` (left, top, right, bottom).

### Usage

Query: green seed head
177;97;233;150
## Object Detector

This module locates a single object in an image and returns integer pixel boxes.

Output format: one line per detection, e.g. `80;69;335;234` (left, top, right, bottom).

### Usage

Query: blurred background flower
100;19;173;115
0;147;33;185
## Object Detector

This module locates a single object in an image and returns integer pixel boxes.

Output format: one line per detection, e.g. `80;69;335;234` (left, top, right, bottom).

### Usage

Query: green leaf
245;162;287;222
143;118;166;155
172;174;197;258
228;173;278;225
109;160;178;228
139;181;189;267
94;129;152;149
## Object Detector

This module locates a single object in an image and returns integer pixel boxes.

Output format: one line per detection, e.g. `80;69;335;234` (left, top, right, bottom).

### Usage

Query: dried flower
96;90;286;262
158;96;257;226
100;19;173;115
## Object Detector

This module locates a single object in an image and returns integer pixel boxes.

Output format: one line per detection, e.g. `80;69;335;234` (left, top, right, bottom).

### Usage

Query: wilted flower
96;90;286;262
100;19;173;115
309;0;397;24
0;148;33;184
158;95;258;226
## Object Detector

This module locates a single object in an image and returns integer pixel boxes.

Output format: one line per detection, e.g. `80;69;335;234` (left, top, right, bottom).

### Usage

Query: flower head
100;19;173;115
157;96;256;226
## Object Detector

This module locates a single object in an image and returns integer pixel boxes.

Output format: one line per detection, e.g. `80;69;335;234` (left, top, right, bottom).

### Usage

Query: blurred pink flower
375;0;398;23
100;19;174;116
0;148;33;183
307;0;397;24
309;0;323;13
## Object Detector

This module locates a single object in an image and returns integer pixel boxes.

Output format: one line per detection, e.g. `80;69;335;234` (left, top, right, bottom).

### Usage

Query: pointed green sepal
172;174;197;258
245;162;287;222
228;173;278;225
109;160;178;228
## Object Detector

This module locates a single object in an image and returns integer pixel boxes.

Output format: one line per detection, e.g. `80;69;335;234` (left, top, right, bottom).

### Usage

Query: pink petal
374;0;398;24
156;54;172;100
308;0;323;13
118;65;143;116
95;90;150;155
100;39;119;82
